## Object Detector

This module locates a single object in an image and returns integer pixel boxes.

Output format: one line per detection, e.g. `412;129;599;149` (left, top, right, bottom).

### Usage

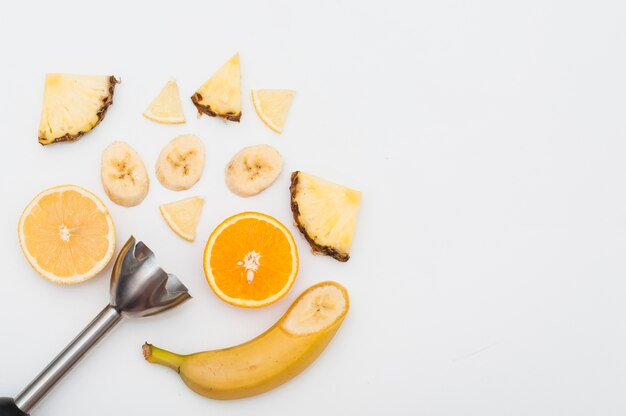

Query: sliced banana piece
101;141;149;207
156;134;205;191
225;144;283;197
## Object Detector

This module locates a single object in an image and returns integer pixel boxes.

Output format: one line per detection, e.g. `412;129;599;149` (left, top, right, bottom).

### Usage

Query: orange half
18;185;116;284
203;212;298;307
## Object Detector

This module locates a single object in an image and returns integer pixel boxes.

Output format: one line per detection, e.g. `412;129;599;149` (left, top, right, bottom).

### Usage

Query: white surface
1;1;626;415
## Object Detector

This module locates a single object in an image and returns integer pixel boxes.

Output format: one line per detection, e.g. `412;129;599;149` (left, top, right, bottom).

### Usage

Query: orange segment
251;89;294;133
203;212;298;308
143;80;186;124
18;185;116;284
159;196;204;241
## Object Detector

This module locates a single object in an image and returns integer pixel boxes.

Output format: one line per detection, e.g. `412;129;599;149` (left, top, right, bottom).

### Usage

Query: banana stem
142;343;183;372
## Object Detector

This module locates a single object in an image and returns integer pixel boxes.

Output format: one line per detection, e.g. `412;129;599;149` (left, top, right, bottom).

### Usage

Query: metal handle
14;305;122;414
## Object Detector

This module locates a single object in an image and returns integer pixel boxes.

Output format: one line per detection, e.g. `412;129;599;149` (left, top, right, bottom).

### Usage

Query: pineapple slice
143;80;185;124
38;74;118;145
252;89;294;133
191;54;241;122
290;171;362;262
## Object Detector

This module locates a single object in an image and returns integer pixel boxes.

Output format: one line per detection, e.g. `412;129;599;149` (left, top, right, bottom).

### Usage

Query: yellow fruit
143;281;349;400
101;141;150;207
203;212;298;308
191;54;241;122
290;171;362;262
159;196;204;241
143;80;186;124
38;74;118;145
224;144;283;197
155;134;205;191
251;89;294;133
18;185;116;284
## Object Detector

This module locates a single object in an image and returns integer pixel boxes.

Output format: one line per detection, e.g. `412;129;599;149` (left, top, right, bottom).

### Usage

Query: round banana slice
101;141;149;207
225;144;283;197
156;134;205;191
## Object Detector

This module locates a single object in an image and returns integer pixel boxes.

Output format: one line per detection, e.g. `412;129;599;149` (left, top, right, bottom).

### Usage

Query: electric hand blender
0;236;191;415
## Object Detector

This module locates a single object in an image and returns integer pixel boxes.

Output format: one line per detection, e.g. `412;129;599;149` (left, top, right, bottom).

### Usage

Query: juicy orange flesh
22;190;111;277
210;218;294;301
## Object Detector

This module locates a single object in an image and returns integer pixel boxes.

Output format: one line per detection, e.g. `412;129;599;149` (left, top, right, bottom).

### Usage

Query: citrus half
18;185;116;284
203;212;298;307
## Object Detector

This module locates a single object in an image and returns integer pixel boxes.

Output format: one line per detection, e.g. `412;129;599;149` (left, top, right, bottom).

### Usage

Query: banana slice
225;144;283;197
101;141;149;207
156;134;205;191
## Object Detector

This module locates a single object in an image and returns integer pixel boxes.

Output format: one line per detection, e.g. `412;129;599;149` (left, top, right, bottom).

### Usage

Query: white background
1;0;626;415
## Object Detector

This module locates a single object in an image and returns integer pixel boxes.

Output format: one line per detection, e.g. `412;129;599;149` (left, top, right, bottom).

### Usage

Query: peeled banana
225;144;283;197
156;134;205;191
143;281;349;400
100;141;149;207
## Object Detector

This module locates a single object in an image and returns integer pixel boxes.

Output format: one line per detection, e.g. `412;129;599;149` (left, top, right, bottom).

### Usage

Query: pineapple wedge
38;74;118;145
290;171;362;262
191;54;241;122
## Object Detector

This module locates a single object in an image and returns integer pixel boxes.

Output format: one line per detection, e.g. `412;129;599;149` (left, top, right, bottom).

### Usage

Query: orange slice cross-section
18;185;116;284
203;212;298;307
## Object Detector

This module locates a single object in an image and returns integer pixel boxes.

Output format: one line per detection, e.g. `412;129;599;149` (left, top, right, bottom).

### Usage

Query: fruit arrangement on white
8;51;362;414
